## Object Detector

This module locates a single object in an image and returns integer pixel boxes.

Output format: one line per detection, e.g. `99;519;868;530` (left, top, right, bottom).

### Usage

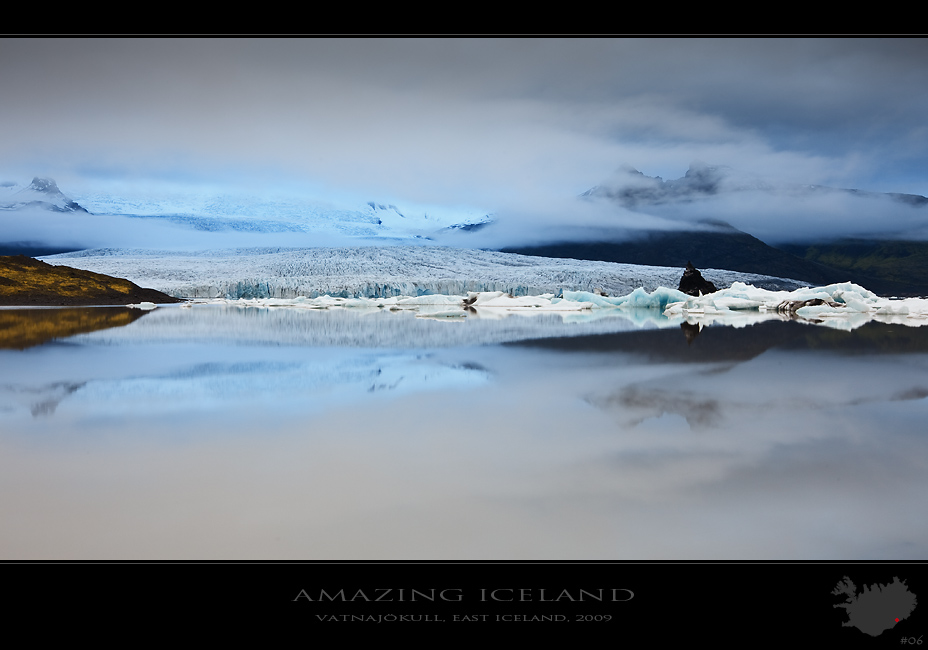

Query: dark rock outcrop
678;261;718;296
775;297;843;313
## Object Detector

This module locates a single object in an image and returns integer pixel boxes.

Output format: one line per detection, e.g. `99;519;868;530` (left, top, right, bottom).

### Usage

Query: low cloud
0;208;378;251
611;184;928;244
2;38;927;249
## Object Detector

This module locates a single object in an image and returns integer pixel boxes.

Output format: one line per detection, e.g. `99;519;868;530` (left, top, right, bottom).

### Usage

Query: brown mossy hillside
0;255;182;306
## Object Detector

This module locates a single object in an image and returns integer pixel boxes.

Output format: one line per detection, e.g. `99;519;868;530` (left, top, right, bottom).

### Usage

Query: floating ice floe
467;291;594;311
158;280;928;330
562;287;690;310
192;290;602;315
177;282;928;329
661;282;928;329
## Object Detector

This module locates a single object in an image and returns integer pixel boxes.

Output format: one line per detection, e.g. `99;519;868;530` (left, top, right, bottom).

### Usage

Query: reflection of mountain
597;383;723;429
506;319;928;361
573;319;928;431
507;318;804;363
0;307;149;349
0;380;87;419
27;381;86;417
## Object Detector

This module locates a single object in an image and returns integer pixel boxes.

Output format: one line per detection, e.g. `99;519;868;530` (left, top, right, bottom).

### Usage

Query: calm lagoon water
1;303;926;560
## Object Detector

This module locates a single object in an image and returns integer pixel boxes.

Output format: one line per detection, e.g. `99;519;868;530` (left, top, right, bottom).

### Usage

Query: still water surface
1;304;926;559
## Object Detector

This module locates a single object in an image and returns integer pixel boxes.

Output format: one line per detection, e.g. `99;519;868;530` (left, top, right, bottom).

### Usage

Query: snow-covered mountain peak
362;200;493;234
0;177;89;213
29;177;62;195
583;163;732;207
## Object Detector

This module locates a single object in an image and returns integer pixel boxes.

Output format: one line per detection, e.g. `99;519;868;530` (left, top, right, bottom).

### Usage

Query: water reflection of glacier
1;306;926;560
66;302;680;348
69;353;491;416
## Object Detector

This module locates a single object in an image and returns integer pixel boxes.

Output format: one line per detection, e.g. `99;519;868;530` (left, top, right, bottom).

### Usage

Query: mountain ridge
582;163;928;209
501;164;928;297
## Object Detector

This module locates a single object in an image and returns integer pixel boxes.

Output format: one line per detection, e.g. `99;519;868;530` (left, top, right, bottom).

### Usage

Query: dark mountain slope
778;240;928;296
501;228;923;296
501;163;928;296
500;222;841;282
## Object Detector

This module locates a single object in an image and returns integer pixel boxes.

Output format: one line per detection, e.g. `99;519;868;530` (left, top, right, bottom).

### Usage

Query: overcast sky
2;37;927;245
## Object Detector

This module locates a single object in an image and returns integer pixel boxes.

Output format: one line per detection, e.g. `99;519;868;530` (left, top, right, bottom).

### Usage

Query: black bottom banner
7;561;925;644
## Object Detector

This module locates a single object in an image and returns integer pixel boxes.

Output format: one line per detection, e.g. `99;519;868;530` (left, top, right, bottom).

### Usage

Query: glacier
38;246;928;330
41;246;805;300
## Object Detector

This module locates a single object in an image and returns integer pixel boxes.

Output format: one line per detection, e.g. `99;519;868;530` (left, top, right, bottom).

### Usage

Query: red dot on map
895;618;900;622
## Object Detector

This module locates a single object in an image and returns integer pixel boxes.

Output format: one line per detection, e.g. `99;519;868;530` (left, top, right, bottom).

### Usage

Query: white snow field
42;246;803;300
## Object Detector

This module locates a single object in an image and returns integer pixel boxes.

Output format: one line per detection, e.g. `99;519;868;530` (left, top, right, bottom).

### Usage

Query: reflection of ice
66;302;671;349
59;353;492;417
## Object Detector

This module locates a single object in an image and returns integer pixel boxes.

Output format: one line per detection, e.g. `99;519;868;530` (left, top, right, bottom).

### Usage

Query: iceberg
563;287;691;310
661;282;928;328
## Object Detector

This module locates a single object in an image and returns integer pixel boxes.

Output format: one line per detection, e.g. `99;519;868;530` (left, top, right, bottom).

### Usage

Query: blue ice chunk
563;287;691;310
